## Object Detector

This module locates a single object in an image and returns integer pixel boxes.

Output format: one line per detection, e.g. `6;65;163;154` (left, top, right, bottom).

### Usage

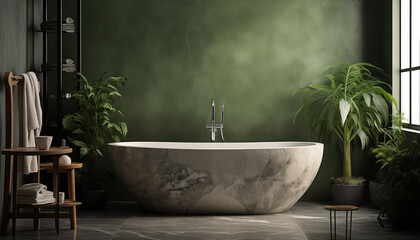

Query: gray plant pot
331;183;364;206
369;180;383;209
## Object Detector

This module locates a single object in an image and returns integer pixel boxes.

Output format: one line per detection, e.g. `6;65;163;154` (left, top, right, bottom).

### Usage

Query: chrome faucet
206;98;225;142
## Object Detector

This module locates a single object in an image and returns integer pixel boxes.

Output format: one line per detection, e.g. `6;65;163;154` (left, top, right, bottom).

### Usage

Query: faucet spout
211;99;215;122
211;98;216;141
206;98;225;142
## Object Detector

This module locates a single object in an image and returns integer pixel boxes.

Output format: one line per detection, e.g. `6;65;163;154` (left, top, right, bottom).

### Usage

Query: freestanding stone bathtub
108;142;323;214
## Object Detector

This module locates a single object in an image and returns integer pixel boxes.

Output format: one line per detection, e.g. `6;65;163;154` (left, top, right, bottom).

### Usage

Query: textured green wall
82;0;390;201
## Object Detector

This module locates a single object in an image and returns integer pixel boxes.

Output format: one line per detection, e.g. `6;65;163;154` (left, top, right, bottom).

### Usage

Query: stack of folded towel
17;183;55;205
40;17;75;33
41;59;76;73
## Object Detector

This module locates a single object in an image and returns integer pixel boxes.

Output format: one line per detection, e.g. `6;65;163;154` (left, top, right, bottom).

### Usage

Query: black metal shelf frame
41;0;82;142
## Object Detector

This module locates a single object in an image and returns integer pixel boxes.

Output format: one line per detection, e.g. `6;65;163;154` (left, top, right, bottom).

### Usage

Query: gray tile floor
1;201;419;239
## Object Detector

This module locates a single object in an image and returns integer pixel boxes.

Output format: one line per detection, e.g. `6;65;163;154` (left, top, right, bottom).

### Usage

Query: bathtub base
109;142;323;214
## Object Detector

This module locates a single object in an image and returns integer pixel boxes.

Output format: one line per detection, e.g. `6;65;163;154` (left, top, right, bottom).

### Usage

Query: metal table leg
346;210;348;240
350;210;353;240
329;210;332;240
334;210;336;240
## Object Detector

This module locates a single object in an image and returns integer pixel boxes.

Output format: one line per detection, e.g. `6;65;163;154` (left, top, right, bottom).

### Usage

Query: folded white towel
17;190;53;200
17;189;55;205
17;198;55;205
17;183;47;198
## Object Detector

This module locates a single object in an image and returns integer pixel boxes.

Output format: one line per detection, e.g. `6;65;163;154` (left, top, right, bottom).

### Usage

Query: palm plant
294;63;396;178
63;73;127;188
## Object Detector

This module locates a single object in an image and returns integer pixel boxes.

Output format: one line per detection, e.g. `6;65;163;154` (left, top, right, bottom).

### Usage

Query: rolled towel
17;183;47;198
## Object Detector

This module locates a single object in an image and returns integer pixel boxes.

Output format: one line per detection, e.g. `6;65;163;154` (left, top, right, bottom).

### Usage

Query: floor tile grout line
110;213;132;240
290;210;309;240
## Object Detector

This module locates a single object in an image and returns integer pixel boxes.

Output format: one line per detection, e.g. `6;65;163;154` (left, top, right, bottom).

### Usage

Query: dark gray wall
0;0;32;228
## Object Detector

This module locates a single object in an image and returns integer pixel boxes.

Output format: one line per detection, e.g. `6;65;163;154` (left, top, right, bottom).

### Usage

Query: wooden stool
1;72;81;235
324;205;358;240
1;147;75;235
39;162;83;230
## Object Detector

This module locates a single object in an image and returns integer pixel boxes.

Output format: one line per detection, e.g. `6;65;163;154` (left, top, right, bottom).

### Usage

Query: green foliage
294;62;396;178
372;114;420;221
330;176;366;185
371;113;407;170
63;73;127;188
380;140;420;219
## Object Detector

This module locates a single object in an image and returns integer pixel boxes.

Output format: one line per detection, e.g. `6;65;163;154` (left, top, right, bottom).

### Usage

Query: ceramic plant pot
330;183;364;206
81;188;108;210
369;180;383;209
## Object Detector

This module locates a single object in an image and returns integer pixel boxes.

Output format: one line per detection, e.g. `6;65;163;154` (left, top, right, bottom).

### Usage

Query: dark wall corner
0;0;32;228
362;0;393;78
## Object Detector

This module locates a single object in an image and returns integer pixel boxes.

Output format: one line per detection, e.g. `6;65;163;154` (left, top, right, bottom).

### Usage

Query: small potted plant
370;113;405;209
63;73;127;210
294;62;396;206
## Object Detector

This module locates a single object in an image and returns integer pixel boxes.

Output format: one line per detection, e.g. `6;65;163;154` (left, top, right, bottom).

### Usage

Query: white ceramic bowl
35;136;53;150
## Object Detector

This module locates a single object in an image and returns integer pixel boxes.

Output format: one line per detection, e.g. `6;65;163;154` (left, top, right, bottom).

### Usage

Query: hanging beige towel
18;72;42;174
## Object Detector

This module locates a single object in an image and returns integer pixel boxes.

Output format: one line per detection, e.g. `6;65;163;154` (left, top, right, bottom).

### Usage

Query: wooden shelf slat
14;211;70;219
17;199;82;208
2;147;72;156
40;162;82;171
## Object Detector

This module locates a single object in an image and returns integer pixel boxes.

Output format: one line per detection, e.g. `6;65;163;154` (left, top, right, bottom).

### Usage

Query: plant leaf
120;122;128;136
371;92;389;124
358;129;368;150
71;129;84;135
80;147;89;157
339;99;351;126
71;140;86;148
362;93;371;107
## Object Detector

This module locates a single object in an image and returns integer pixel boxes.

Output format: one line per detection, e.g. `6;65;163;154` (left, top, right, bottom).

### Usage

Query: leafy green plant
380;140;420;226
294;62;396;179
63;72;127;188
372;113;407;170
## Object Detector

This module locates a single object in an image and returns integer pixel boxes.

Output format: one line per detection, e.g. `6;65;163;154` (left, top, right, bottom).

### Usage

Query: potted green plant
294;62;396;206
63;73;127;210
379;140;420;228
370;113;405;209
